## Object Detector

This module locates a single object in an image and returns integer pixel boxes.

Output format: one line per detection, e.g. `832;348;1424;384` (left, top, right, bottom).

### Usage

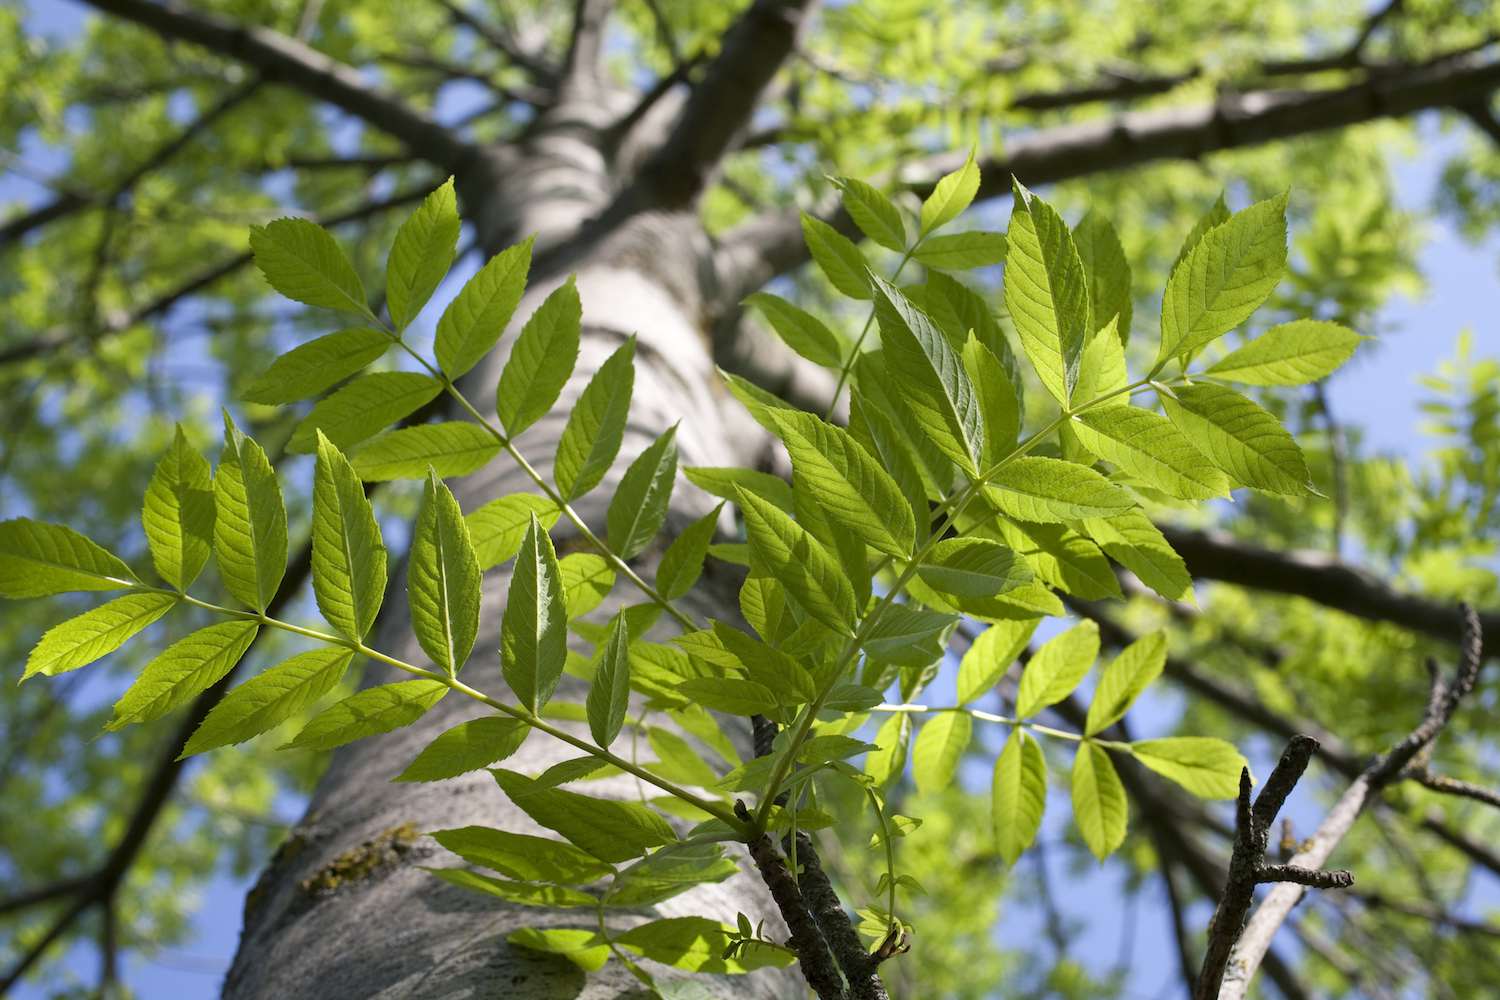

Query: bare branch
559;0;613;102
77;0;478;173
437;0;558;86
1404;770;1500;809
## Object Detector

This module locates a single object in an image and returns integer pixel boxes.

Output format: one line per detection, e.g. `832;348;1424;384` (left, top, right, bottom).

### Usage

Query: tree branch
77;0;479;173
559;0;613;102
436;0;558;86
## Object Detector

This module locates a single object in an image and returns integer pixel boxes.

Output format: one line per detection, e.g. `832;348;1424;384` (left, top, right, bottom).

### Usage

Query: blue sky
6;3;1499;997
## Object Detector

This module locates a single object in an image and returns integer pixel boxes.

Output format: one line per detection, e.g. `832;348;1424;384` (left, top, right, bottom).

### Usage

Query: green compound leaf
768;408;914;558
983;456;1135;522
735;486;857;635
801;212;871;299
250;217;366;315
141;425;214;591
312;432;388;641
287;372;444;453
607;425;679;559
215;415;288;612
395;716;530;782
1129;737;1247;799
501;513;568;713
837;176;906;251
656;503;721;601
1162;382;1313;495
241;327;390;404
491;768;677;864
1085;631;1167;736
1073;210;1132;341
1072;742;1128;861
435;236;534;379
585;612;631;748
744;292;843;369
1006;179;1091;406
431;825;614;883
109;620;260;730
386;178;460;331
555;337;635;500
956;618;1039;704
465;494;561;570
912;711;971;795
409;472;482;675
992;728;1047;866
1016;619;1099;719
497;276;582;436
182;647;353;756
919;148;979;236
1206;320;1361;385
1158;192;1288;365
0;518;138;599
25;591;177;680
911;231;1006;271
1071;406;1231;500
348;422;501;482
285;678;448;751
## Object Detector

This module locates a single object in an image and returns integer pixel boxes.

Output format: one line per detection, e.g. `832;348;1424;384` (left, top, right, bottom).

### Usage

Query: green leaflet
837;176;906;251
849;391;930;539
1162;382;1312;495
607;426;678;559
507;928;611;972
910;271;1023;397
1206;319;1361;385
992;728;1046;865
1006;179;1091;406
1071;406;1230;500
395;716;530;781
1173;193;1230;269
347;422;500;481
993;520;1121;602
141;426;214;591
1129;737;1247;799
182;647;353;756
1158;192;1288;365
956;618;1039;704
586;613;631;747
607;843;737;906
647;727;721;787
313;433;387;642
911;711;971;795
865;712;910;790
284;678;448;751
862;605;957;668
559;553;614;618
386;178;460;331
1069;317;1129;414
1081;511;1192;603
873;275;985;474
465;494;560;570
656;504;721;600
497;276;581;435
768;408;914;558
501;514;568;713
0;518;138;599
684;466;795;511
676;676;781;717
1072;742;1128;861
215;416;288;612
426;867;597;908
430;825;613;883
911;231;1007;271
409;473;482;675
287;372;444;454
617;917;795;974
918;537;1030;599
25;591;177;680
919;148;979;236
435;236;534;379
744;292;843;368
1073;210;1132;342
555;337;635;500
983;456;1135;522
249;217;366;315
1015;619;1099;719
855;348;956;494
1085;631;1166;736
491;768;677;863
962;336;1020;464
108;620;260;730
734;487;857;635
801;212;871;299
242;328;390;405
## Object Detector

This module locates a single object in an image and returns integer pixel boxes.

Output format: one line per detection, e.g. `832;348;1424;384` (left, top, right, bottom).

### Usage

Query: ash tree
1;1;1499;998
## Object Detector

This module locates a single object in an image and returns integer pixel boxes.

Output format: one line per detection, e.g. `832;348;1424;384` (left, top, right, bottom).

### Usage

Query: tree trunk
223;113;797;999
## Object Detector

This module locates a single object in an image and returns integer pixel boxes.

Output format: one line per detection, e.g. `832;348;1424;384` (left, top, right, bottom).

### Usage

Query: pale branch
375;51;551;106
77;0;479;173
436;0;558;86
559;0;613;102
1404;769;1500;809
1219;606;1486;999
620;0;817;211
712;44;1500;306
